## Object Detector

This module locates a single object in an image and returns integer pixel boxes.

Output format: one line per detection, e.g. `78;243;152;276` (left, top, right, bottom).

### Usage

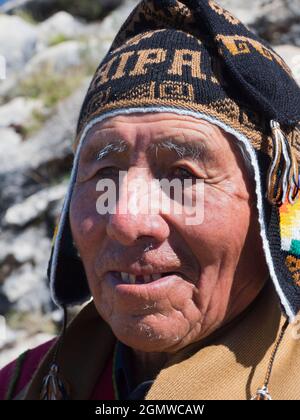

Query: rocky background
0;0;300;367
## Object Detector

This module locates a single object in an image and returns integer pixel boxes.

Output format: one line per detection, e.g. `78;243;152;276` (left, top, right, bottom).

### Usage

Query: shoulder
0;338;56;400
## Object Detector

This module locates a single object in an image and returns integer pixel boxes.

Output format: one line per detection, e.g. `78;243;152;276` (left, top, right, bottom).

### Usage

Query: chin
117;335;170;352
110;316;191;353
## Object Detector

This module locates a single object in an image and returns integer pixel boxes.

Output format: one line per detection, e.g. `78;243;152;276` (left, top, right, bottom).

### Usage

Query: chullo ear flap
47;142;91;307
48;214;90;307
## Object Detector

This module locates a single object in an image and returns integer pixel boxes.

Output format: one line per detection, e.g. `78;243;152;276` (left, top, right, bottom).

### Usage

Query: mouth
109;271;186;285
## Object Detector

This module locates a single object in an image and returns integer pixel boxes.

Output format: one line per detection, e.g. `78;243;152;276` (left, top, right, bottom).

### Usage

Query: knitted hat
48;0;300;322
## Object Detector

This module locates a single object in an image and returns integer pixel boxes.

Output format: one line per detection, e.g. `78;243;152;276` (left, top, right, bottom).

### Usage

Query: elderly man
1;0;300;400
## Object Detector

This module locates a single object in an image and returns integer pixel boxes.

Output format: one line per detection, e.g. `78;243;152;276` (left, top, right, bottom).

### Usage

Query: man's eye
169;166;195;179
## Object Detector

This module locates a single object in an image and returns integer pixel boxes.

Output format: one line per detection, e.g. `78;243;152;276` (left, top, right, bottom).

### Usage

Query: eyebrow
94;138;210;162
96;140;128;161
148;139;210;161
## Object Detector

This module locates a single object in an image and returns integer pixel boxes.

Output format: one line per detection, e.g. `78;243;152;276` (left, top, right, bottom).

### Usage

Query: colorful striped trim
280;199;300;256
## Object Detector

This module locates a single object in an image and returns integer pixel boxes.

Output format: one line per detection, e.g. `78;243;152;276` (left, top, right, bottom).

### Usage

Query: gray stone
0;226;52;313
0;0;30;14
1;0;124;22
0;80;88;215
280;24;300;48
274;45;300;85
218;0;266;25
0;226;51;270
23;40;87;77
0;323;19;354
4;183;67;227
219;0;300;25
85;0;139;41
11;275;52;313
0;77;19;106
2;263;45;304
0;15;37;73
37;11;84;50
0;97;42;128
0;128;22;154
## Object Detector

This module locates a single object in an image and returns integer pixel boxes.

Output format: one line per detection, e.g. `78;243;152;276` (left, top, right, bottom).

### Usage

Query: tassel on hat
267;121;299;206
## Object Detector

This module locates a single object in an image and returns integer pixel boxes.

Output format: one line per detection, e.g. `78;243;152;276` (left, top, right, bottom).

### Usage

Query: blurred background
0;0;299;368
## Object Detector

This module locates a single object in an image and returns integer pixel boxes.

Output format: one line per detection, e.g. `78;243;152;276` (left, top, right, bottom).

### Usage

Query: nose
106;170;170;246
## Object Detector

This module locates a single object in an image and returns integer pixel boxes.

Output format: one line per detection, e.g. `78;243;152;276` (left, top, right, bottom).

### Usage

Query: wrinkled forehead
77;111;231;162
83;111;220;141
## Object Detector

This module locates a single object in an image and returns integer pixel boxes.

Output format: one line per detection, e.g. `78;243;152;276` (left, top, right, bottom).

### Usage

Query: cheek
169;185;251;265
202;185;251;249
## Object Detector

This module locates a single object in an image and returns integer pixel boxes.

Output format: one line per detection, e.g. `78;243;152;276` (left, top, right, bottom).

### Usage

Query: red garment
90;353;114;400
0;339;55;400
0;340;115;400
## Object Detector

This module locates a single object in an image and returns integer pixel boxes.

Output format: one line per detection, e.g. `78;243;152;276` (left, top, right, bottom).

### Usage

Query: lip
104;271;190;295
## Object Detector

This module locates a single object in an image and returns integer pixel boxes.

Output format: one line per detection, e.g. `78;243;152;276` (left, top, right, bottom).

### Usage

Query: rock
0;225;52;313
219;0;300;24
0;54;5;80
0;78;88;175
1;0;124;22
4;183;67;227
0;0;139;104
74;0;140;68
0;0;30;13
0;226;51;276
0;295;10;316
2;262;49;306
0;77;19;106
37;11;84;50
274;45;300;85
218;0;265;26
279;24;300;47
0;223;57;318
0;323;19;355
0;15;37;73
23;40;87;76
0;97;42;128
0;80;88;215
0;128;22;158
214;1;300;45
84;0;139;40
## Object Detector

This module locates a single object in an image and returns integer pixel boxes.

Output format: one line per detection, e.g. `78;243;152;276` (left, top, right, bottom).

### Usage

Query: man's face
70;112;268;353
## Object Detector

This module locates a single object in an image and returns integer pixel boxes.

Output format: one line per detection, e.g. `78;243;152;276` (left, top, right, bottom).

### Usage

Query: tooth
121;272;128;283
144;275;151;283
129;274;136;284
152;274;161;281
